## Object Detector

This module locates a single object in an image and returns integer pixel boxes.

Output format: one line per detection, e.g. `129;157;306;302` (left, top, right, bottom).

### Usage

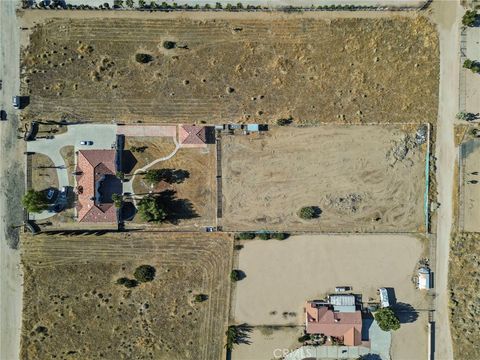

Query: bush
194;294;208;302
22;189;49;213
137;195;167;222
257;232;271;240
276;117;293;126
116;277;138;288
230;270;242;282
462;10;477;27
134;265;156;282
272;232;289;240
298;206;317;220
135;53;153;64
163;41;176;49
298;333;311;342
111;193;123;208
374;307;401;332
237;232;255;240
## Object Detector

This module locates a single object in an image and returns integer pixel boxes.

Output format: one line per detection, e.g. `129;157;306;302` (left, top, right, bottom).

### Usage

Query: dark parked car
0;110;6;121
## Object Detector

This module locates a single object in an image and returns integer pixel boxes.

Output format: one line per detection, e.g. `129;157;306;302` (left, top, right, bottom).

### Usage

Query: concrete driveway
27;124;117;220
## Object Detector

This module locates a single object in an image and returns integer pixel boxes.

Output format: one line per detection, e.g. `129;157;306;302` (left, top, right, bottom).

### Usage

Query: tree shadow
311;206;322;218
121;202;137;221
155;189;198;224
391;302;419;324
359;354;382;360
385;287;397;305
233;323;253;345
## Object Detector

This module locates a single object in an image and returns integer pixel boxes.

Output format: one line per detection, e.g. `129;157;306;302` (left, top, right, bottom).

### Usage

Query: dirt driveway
221;125;426;232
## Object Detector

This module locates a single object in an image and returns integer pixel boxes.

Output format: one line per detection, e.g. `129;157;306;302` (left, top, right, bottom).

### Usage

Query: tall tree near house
126;0;134;7
22;190;49;213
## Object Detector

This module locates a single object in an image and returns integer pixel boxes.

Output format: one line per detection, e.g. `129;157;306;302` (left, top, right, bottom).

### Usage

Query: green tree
230;269;242;282
462;10;477;27
456;112;476;121
163;41;176;49
116;277;138;288
135;53;153;63
125;0;134;7
272;232;289;240
137;195;167;222
22;189;49;213
215;2;222;8
116;171;125;181
258;232;271;240
134;265;156;282
143;169;165;185
194;293;208;302
298;206;317;220
374;307;401;331
236;232;255;240
298;334;311;342
138;0;146;7
111;193;123;208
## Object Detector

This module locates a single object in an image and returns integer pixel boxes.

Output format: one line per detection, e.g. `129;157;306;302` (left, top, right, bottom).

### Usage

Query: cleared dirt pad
21;233;232;360
21;13;438;124
222;125;426;232
449;232;480;360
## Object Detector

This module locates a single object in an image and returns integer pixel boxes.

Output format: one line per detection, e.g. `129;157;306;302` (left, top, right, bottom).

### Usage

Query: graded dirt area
449;232;480;360
21;232;233;360
459;139;480;232
21;12;438;124
232;234;428;359
30;153;58;191
221;125;426;232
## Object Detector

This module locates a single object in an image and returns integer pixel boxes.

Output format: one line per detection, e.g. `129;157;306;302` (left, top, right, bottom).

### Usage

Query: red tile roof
179;125;207;145
76;150;117;223
305;301;363;346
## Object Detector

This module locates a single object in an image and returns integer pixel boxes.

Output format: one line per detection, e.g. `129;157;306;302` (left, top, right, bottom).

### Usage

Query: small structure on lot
75;150;121;222
178;124;213;148
417;267;430;290
305;300;363;346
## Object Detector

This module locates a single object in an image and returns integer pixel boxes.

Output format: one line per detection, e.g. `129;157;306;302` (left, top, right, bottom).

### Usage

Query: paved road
27;124;117;220
430;1;461;359
0;1;24;360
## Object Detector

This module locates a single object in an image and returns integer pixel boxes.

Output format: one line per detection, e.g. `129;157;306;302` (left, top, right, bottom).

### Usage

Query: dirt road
429;1;461;359
0;1;24;360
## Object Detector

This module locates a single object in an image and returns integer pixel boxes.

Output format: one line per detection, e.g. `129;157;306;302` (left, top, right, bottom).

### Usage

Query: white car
80;140;93;145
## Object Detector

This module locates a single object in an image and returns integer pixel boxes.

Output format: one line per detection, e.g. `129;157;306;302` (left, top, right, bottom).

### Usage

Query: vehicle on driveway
12;96;20;109
80;140;93;145
46;189;56;200
0;110;6;121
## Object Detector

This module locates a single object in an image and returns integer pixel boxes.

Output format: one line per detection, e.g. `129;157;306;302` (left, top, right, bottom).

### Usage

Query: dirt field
232;234;428;359
449;232;480;360
21;12;438;124
21;232;233;360
129;144;217;230
31;153;58;191
459;139;480;232
221;125;426;232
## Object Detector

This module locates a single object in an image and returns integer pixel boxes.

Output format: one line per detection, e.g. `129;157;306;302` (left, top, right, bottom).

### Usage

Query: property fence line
424;123;431;234
216;134;223;225
458;143;466;231
459;27;467;113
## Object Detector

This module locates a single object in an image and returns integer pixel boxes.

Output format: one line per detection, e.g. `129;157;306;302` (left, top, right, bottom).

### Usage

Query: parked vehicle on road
80;140;93;145
12;96;20;109
0;110;6;121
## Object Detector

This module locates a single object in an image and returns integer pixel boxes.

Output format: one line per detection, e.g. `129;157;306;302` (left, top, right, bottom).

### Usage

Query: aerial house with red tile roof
75;150;122;223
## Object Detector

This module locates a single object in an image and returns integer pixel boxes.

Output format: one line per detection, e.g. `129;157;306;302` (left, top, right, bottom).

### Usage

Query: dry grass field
31;153;58;191
21;13;438;124
21;232;233;360
221;125;426;232
449;232;480;360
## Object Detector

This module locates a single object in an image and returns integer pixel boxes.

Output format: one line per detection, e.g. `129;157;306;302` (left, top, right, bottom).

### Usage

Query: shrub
116;277;138;288
230;270;241;282
298;334;311;342
163;41;176;50
276;117;293;126
272;232;289;240
194;294;208;302
135;53;153;64
134;265;156;282
116;171;125;181
257;232;271;240
374;307;401;331
234;244;244;250
111;193;123;208
298;206;316;220
236;232;255;240
462;10;477;27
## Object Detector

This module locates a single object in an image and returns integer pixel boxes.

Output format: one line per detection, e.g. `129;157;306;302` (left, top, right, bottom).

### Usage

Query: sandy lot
232;234;428;359
20;12;438;124
459;139;480;232
449;232;480;360
21;232;232;360
222;125;426;232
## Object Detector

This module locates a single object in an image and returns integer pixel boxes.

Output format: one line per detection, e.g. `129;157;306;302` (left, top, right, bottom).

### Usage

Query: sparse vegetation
22;189;49;213
456;112;477;122
194;293;208;302
134;265;156;283
236;232;255;240
137;195;167;222
257;233;271;240
135;53;153;64
163;41;176;50
463;59;480;74
230;270;242;282
374;307;401;331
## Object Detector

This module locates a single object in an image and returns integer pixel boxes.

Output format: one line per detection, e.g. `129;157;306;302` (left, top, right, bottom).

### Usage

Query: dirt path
0;2;24;360
429;1;461;359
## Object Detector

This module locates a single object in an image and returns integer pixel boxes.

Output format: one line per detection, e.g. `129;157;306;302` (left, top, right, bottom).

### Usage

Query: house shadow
361;312;374;341
121;150;137;174
391;302;419;324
